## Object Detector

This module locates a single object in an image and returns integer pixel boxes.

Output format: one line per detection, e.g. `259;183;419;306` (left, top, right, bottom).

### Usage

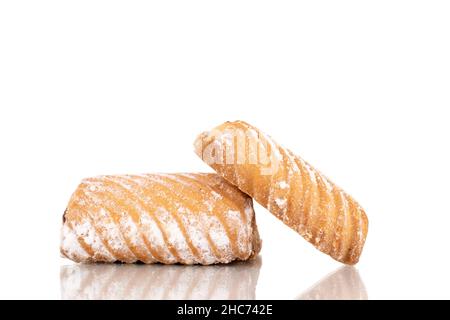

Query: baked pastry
60;257;261;299
194;121;368;265
60;173;261;265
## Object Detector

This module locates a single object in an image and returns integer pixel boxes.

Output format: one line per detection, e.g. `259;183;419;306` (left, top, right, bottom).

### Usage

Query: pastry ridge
194;120;368;265
61;173;261;265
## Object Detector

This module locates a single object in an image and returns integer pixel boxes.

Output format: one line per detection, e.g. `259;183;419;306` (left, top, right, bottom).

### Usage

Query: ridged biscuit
61;173;261;265
194;121;368;265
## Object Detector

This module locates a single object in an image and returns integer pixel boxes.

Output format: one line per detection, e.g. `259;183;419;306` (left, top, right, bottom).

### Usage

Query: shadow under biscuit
60;257;262;300
297;266;368;300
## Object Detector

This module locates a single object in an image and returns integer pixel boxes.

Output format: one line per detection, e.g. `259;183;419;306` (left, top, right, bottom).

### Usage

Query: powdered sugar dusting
226;209;248;254
211;191;223;201
207;214;233;262
338;191;350;260
156;207;195;264
71;219;115;262
275;198;287;208
140;213;177;263
61;224;90;261
220;132;235;146
119;213;154;262
244;199;254;222
91;204;135;260
108;175;178;263
83;182;137;258
317;172;334;192
61;173;260;264
178;211;216;265
278;181;289;189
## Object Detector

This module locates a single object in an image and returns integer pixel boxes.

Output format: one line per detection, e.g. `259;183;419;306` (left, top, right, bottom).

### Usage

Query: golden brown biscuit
194;121;368;265
61;173;261;265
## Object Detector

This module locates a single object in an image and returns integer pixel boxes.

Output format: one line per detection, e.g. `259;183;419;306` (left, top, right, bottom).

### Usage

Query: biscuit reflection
61;257;261;300
297;266;368;300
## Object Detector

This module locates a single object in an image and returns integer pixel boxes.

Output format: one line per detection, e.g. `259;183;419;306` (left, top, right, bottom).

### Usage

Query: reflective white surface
297;267;367;300
60;258;367;300
61;258;262;300
2;1;450;299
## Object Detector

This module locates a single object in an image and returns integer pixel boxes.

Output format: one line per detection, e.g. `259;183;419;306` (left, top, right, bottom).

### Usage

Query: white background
1;1;450;299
